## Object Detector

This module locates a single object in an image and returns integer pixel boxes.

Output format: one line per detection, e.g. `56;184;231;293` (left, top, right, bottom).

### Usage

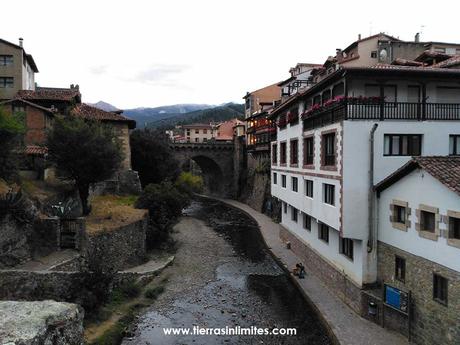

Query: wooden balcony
303;101;460;130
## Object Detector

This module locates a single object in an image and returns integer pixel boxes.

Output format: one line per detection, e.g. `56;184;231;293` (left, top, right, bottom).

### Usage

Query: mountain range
90;101;244;129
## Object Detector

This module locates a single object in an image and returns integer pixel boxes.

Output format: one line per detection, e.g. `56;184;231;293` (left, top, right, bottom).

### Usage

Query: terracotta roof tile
412;156;460;196
25;145;48;155
16;87;80;102
71;103;136;129
376;156;460;196
432;55;460;68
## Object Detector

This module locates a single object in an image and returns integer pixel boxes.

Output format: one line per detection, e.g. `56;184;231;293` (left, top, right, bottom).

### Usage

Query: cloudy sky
3;0;460;109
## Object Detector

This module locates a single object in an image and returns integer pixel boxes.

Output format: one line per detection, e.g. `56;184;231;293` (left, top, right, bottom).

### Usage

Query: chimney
19;37;23;47
358;34;362;40
415;32;420;43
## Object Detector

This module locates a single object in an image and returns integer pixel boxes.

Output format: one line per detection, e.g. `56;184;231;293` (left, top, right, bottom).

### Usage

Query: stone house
375;157;460;345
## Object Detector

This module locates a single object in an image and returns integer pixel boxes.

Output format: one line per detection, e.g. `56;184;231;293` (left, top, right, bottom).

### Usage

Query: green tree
46;116;122;215
130;129;180;187
135;181;189;246
0;106;25;180
175;171;203;195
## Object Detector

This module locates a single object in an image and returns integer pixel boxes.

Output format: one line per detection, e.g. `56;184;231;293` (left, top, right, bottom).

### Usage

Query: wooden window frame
290;139;299;167
395;255;406;283
318;223;329;243
433;273;448;306
340;237;354;261
323;183;335;206
304;179;313;198
303;135;314;168
384;134;422;156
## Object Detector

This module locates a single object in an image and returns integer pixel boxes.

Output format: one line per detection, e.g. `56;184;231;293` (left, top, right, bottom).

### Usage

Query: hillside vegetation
147;103;244;129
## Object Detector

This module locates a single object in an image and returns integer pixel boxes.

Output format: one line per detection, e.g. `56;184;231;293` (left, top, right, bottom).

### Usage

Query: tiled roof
0;98;56;114
71;103;136;129
412;156;460;196
414;50;452;62
375;156;460;196
432;55;460;68
25;145;48;156
344;64;460;73
391;58;424;67
182;123;214;129
16;87;80;102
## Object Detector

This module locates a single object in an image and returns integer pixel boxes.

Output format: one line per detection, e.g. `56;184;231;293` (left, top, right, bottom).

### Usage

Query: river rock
0;300;84;345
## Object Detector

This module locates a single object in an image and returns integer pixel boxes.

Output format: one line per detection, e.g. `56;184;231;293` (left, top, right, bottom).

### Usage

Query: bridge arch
170;142;236;197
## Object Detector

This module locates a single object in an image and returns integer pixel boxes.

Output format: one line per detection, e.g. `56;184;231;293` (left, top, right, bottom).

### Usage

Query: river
122;198;332;345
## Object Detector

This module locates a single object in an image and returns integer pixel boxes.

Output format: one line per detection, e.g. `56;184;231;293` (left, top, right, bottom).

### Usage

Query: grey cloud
136;64;190;83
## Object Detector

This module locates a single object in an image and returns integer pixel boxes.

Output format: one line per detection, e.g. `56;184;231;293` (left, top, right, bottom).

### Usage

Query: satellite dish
380;48;388;61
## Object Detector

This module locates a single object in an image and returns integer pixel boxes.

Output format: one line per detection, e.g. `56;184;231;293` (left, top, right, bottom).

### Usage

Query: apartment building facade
0;38;38;100
181;123;217;143
270;64;460;335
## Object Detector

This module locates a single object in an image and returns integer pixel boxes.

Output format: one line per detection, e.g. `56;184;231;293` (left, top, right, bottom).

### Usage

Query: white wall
378;169;460;273
342;120;460;241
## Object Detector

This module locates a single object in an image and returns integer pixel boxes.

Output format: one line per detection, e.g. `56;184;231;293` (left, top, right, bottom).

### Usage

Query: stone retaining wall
0;270;87;301
378;241;460;345
280;225;364;315
85;213;148;272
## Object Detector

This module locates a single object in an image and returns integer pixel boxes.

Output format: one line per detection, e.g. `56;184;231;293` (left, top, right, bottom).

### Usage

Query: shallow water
122;198;331;345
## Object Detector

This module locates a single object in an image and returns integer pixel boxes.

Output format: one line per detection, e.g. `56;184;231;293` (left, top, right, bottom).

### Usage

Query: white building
270;65;460;315
375;156;460;344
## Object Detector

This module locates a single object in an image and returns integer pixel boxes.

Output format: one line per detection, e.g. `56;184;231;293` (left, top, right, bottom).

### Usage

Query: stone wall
239;152;281;218
378;241;460;345
85;214;147;272
0;270;87;301
280;225;364;315
0;215;33;268
0;300;84;345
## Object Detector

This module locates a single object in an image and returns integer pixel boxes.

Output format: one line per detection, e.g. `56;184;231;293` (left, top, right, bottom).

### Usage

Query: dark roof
391;58;424;67
277;76;295;86
375;156;460;197
432;55;460;68
71;103;136;129
0;38;39;72
414;50;452;62
0;98;56;114
17;87;81;102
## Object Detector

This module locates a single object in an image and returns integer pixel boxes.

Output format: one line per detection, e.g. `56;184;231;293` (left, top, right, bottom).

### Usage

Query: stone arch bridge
170;141;243;197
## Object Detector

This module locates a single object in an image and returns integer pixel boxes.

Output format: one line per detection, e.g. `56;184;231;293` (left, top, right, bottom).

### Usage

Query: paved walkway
215;197;408;345
15;249;80;271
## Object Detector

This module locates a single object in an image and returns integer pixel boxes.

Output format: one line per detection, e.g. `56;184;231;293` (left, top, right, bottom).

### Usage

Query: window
394;205;406;224
273;172;277;185
203;129;207;134
291;206;298;222
371;51;378;58
433;274;448;305
395;256;406;283
322;133;336;166
303;137;314;165
340;238;354;260
291;177;298;192
449;216;460;240
449;135;460;156
195;129;199;134
203;138;208;142
290;139;298;166
187;129;191;135
434;47;446;53
195;138;199;142
0;77;14;88
280;142;287;164
384;134;422;156
323;184;335;206
283;202;288;214
12;105;25;113
421;210;435;233
303;213;311;231
304;179;313;198
281;174;287;188
318;223;329;243
0;55;13;66
272;144;278;164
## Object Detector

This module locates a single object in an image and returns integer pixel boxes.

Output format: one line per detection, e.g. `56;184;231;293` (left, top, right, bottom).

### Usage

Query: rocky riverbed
122;198;332;345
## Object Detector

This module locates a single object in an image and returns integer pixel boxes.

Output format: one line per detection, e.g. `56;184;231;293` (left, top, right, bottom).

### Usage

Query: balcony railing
303;100;460;130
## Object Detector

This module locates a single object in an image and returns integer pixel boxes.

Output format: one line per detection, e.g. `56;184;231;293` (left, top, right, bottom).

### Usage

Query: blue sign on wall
384;284;408;314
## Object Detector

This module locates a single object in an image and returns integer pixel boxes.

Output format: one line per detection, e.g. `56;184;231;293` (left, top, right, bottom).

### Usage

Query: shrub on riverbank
175;171;203;195
135;181;190;247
